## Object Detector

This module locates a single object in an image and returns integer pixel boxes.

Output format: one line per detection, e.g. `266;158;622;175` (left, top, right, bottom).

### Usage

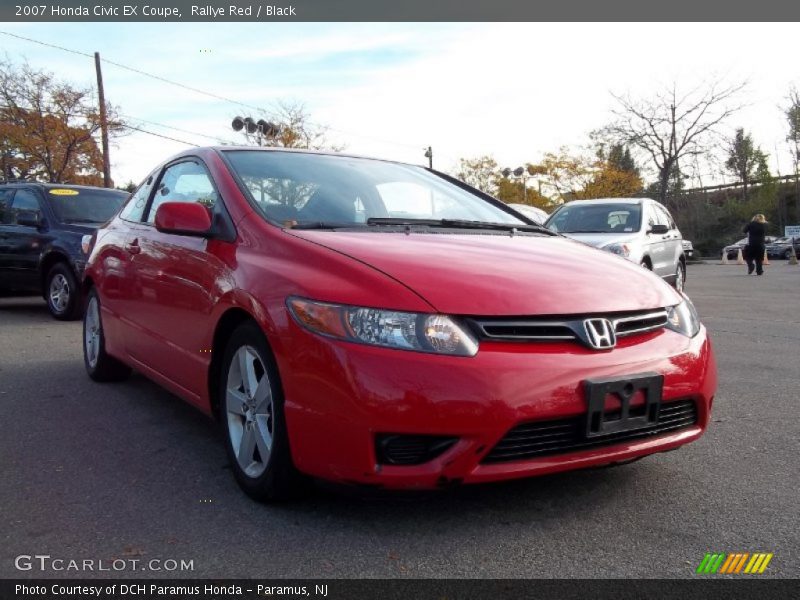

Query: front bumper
278;322;717;489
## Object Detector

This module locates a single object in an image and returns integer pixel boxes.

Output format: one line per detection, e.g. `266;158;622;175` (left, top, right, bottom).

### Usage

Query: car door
0;188;47;291
95;174;156;348
124;158;233;404
653;203;682;277
0;189;17;285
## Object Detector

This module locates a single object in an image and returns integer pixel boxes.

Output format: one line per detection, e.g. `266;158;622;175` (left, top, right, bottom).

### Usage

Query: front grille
481;399;697;463
467;309;668;348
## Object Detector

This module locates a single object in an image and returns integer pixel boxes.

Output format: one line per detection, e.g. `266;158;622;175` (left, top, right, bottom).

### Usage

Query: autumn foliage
0;60;123;185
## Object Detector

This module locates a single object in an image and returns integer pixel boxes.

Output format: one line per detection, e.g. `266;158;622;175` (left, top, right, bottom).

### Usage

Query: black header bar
3;0;800;22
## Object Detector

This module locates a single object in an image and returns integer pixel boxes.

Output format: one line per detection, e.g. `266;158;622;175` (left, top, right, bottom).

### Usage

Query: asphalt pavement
1;263;798;579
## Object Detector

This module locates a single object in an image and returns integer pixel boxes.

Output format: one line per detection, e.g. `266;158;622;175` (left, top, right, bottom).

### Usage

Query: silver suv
545;198;686;291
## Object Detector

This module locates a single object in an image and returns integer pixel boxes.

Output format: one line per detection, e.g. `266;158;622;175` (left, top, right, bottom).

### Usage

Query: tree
585;143;642;198
494;176;550;208
786;86;800;220
455;155;499;195
606;144;638;175
603;80;745;204
526;149;595;202
525;146;641;203
0;60;124;185
724;128;768;202
233;101;340;151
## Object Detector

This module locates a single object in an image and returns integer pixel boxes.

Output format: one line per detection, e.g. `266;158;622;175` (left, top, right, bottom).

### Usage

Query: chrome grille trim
612;310;668;337
467;309;668;346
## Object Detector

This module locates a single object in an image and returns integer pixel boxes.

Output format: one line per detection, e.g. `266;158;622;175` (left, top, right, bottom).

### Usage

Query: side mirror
648;224;669;235
155;202;213;237
16;210;42;228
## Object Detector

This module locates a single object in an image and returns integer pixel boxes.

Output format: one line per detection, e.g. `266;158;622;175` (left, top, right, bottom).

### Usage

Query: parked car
766;236;800;260
545;198;687;292
722;236;778;260
507;202;548;224
682;239;694;259
82;147;717;501
0;182;127;319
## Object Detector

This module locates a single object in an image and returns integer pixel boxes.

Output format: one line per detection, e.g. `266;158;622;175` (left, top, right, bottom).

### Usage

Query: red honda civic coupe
81;147;717;501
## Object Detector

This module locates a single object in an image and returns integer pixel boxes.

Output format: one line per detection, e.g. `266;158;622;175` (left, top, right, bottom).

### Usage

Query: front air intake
375;434;458;466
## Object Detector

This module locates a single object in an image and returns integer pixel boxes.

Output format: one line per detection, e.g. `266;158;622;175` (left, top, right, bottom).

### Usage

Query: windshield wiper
289;221;367;230
366;217;557;236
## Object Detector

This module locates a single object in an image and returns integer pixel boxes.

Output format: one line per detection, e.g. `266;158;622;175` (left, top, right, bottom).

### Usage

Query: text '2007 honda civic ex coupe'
82;147;717;501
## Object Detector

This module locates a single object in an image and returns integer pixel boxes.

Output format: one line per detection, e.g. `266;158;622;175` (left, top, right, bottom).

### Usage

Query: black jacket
743;221;767;245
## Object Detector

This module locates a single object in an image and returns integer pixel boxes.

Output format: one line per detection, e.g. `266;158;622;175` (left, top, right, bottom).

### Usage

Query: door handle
126;238;141;255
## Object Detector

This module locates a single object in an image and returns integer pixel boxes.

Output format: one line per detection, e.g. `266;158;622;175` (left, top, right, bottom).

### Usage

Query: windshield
44;187;127;224
546;203;642;234
224;151;526;227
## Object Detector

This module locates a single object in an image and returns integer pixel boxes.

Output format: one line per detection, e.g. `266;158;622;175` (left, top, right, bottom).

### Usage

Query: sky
0;22;798;188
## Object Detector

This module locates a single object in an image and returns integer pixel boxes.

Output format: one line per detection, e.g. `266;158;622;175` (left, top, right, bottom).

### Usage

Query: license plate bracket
584;372;663;438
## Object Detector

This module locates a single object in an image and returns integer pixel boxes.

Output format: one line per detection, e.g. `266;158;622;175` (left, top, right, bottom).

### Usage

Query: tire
640;258;652;270
83;287;132;382
673;261;686;292
45;263;82;320
784;249;793;260
219;321;301;502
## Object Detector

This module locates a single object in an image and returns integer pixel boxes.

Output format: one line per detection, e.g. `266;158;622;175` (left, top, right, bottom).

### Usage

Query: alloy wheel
49;273;70;313
84;296;100;368
225;345;274;478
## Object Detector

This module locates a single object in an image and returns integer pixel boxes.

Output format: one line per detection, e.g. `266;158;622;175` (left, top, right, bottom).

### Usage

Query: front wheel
83;287;131;382
219;321;301;502
46;263;81;320
784;249;793;260
674;261;686;292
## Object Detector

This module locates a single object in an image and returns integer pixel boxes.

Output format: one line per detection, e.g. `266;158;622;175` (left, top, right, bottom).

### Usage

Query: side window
656;205;676;229
647;205;660;229
0;189;14;224
120;175;154;222
146;161;217;224
8;189;42;225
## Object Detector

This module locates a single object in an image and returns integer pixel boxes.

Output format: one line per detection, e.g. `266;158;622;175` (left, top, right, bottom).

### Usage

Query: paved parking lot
1;264;798;579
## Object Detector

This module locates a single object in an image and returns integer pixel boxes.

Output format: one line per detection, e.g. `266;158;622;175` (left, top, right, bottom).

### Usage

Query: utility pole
94;52;111;188
424;146;433;169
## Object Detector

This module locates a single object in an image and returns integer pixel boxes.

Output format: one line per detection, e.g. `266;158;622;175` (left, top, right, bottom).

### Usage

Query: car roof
558;198;651;206
170;145;427;170
0;181;128;195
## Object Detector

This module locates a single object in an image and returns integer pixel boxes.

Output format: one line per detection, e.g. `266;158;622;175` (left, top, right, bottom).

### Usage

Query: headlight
666;298;700;338
287;298;479;357
602;242;630;257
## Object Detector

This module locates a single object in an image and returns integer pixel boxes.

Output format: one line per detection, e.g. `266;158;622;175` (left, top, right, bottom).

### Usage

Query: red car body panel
84;147;717;490
285;230;683;315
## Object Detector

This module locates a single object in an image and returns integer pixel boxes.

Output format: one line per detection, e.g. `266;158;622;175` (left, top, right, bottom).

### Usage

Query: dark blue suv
0;182;127;319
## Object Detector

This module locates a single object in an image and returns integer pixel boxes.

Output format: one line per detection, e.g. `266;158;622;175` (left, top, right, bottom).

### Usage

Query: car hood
287;230;682;315
559;232;639;249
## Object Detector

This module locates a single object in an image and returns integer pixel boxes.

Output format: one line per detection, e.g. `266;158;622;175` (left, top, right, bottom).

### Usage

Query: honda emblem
583;318;616;349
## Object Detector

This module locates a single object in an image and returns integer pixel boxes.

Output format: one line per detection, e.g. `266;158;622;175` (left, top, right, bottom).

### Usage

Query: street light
501;166;530;202
231;116;280;146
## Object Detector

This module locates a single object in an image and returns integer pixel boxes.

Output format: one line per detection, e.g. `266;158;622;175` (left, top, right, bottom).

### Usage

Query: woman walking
743;214;768;276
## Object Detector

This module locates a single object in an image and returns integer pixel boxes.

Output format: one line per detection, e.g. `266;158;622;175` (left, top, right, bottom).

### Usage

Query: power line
120;113;231;144
0;29;425;152
0;103;200;146
120;124;199;147
0;30;267;113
